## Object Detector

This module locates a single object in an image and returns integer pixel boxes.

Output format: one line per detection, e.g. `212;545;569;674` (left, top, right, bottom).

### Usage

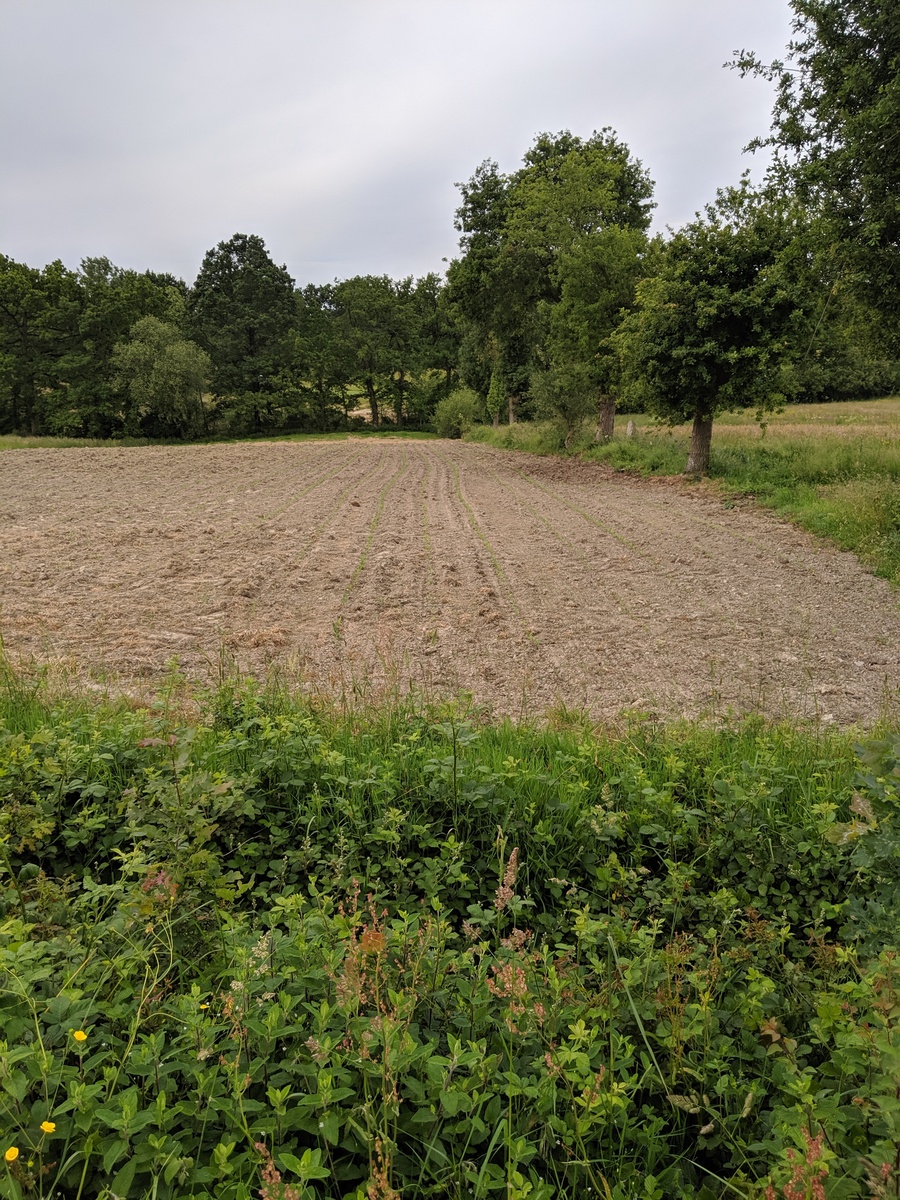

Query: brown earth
1;438;898;725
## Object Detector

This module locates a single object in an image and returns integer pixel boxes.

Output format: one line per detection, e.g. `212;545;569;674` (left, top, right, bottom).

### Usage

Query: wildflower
494;847;518;910
255;1141;300;1200
72;1030;88;1043
4;1147;18;1163
360;928;386;954
40;1121;56;1134
199;1003;209;1010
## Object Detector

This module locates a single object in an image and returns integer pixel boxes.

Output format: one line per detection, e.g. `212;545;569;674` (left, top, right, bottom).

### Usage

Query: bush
2;676;899;1198
433;386;481;438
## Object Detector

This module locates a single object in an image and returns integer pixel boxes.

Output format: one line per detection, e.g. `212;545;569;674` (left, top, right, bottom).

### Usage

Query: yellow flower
40;1121;56;1134
3;1146;18;1163
72;1030;87;1043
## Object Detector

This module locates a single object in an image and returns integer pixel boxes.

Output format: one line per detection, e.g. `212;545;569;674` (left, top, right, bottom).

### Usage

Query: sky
0;0;794;287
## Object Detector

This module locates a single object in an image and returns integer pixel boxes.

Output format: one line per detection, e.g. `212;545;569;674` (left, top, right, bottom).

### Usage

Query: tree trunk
492;410;500;428
395;370;405;427
595;394;616;443
685;410;714;474
365;378;380;427
508;392;518;424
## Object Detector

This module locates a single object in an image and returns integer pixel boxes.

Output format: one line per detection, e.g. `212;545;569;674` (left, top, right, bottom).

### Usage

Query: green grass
467;398;900;585
0;427;438;452
0;433;115;450
1;663;899;1198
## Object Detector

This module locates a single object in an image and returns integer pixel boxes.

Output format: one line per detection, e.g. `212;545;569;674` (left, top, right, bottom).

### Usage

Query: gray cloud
0;0;792;284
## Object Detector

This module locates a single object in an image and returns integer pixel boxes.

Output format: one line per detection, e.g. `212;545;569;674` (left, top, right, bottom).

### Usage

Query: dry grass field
2;436;899;723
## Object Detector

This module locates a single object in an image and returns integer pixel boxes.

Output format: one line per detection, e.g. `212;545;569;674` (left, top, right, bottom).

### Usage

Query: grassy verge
0;428;438;452
467;398;900;585
1;663;898;1199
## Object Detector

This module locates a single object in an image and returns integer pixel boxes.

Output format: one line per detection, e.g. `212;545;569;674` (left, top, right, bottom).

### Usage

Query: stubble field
2;437;898;724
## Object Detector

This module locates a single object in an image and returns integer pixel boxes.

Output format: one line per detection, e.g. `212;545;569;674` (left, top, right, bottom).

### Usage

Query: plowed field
2;438;898;723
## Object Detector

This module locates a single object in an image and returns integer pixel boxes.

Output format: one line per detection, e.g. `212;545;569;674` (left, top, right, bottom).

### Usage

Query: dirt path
2;439;898;724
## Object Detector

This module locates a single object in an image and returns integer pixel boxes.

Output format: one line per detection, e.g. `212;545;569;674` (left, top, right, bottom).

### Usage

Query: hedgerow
0;677;898;1198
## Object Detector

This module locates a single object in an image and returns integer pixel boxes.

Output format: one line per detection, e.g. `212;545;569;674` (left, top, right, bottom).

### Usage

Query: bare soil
2;439;898;724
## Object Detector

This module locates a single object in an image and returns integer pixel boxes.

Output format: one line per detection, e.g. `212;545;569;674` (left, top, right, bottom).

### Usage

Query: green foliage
449;130;654;427
529;367;595;448
331;275;423;428
190;233;296;432
0;671;898;1196
737;0;900;333
0;255;175;439
111;316;210;439
59;258;178;438
485;367;504;424
466;419;568;456
616;185;803;421
433;387;482;438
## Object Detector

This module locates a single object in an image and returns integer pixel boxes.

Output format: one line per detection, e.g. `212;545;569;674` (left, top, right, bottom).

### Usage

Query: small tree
112;316;210;438
614;182;806;474
530;363;593;450
485;366;504;427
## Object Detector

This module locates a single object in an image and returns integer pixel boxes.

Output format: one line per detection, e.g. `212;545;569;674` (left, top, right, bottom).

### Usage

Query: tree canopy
190;233;296;431
736;0;900;334
614;182;811;473
449;130;655;432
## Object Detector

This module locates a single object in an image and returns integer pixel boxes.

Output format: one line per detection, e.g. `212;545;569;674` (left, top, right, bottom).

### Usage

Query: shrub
433;386;481;438
1;677;899;1197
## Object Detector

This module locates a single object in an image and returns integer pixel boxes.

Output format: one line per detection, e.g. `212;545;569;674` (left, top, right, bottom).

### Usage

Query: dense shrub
0;677;898;1198
433;387;481;438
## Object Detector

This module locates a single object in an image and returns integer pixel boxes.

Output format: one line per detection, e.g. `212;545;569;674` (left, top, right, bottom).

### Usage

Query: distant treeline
2;133;898;443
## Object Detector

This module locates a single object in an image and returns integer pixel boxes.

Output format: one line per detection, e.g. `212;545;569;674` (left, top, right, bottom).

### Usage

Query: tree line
0;247;461;440
1;0;897;469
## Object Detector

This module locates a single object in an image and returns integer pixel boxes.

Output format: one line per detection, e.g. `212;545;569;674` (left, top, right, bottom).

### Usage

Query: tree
60;258;174;436
111;316;210;438
332;275;420;427
448;158;542;422
411;273;462;417
283;284;356;431
613;182;809;474
0;255;181;437
0;256;58;434
485;365;504;427
535;226;659;444
736;1;900;334
449;131;655;429
508;130;655;441
190;233;295;432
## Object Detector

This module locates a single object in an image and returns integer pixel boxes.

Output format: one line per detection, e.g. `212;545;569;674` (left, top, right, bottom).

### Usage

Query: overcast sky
0;0;793;287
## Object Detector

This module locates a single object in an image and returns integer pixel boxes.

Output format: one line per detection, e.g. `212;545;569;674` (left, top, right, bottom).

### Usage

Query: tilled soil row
1;439;898;724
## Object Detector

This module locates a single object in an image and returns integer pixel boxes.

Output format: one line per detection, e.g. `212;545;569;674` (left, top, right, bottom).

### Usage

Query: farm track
1;439;899;724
